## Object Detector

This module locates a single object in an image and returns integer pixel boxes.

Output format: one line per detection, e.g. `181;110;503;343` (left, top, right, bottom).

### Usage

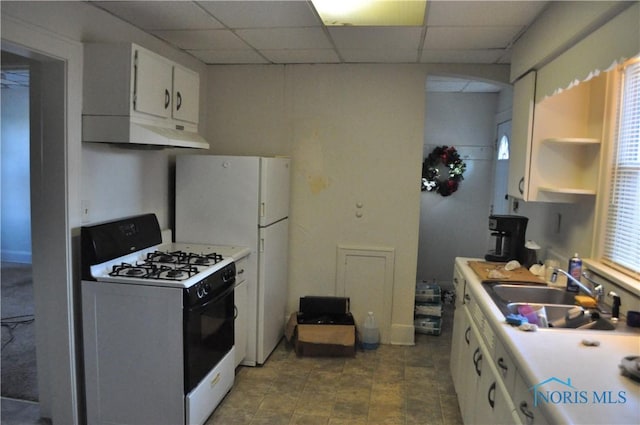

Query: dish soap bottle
362;312;379;350
567;253;582;292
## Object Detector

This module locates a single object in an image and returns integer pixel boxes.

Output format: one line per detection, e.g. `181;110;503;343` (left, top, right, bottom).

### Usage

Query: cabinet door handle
234;305;238;319
176;91;182;110
164;89;170;109
488;382;496;409
237;268;245;275
464;327;471;344
518;177;525;195
498;357;508;373
464;293;471;303
473;347;482;377
520;401;535;422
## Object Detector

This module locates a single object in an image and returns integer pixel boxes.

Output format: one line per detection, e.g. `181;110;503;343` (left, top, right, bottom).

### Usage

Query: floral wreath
421;145;466;196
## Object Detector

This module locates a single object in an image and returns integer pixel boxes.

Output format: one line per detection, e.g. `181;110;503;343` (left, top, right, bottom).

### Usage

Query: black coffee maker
485;215;528;263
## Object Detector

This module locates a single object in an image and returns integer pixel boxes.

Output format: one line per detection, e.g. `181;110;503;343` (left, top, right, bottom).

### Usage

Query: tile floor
0;307;461;425
207;306;462;425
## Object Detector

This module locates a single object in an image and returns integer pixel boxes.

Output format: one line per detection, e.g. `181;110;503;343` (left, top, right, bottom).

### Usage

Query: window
497;134;510;160
602;57;640;278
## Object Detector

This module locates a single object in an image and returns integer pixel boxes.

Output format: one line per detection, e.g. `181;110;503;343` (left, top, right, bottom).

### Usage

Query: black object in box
299;296;350;317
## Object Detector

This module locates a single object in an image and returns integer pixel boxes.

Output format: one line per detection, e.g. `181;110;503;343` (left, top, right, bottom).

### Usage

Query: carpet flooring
1;262;38;402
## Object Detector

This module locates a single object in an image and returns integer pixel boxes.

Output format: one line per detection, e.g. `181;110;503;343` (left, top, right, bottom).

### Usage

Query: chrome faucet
551;268;605;304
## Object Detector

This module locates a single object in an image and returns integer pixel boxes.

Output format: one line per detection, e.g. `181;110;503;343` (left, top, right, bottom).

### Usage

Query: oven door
184;283;234;393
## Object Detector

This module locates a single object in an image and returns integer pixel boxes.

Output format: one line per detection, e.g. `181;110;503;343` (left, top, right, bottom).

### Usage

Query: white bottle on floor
362;311;379;350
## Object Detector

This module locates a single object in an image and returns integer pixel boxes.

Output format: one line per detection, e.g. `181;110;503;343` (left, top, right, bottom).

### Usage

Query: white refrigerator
175;155;290;366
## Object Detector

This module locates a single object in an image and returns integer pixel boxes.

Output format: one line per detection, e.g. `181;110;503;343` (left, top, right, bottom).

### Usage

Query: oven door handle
187;284;234;314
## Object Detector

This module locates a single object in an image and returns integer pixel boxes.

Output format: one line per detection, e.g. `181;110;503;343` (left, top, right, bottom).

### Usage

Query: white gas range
81;214;237;425
87;241;235;287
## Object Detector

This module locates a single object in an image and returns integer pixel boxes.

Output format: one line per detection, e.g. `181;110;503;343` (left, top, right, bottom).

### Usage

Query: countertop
456;257;640;425
203;245;251;261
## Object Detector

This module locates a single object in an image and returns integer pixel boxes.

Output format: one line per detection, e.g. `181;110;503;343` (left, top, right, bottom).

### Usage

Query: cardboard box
285;312;356;357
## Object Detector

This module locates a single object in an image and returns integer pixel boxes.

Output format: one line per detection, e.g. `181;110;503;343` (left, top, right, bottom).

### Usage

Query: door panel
259;158;290;226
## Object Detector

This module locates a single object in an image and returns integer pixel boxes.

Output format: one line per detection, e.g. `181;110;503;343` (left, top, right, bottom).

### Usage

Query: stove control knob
203;283;211;294
196;285;205;299
222;269;233;282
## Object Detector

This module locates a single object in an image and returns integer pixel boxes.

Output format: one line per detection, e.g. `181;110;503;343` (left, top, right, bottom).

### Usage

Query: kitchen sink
482;282;619;331
486;283;577;305
504;303;616;330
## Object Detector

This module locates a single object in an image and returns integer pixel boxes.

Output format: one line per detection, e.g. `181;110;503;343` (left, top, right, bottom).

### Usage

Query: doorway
417;75;506;288
0;34;79;422
1;53;39;418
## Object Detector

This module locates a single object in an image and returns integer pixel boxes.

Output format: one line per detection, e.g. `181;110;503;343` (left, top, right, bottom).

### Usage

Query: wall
417;92;499;287
205;64;509;344
1;85;31;262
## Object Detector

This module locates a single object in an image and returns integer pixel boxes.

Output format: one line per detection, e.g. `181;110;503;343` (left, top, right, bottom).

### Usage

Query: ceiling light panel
312;0;426;26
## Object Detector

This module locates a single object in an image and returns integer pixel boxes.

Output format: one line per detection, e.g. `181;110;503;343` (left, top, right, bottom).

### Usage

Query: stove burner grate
146;250;224;267
109;262;201;281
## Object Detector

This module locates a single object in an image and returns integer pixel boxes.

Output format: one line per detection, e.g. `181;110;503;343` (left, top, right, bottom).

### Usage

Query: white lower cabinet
234;257;248;368
457;309;519;425
449;267;466;389
451;263;547;425
514;371;550;425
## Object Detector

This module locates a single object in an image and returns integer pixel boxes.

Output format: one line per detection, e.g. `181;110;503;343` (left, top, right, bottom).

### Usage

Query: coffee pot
485;215;528;263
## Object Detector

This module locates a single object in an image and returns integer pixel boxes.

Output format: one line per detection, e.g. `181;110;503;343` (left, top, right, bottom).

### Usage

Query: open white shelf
538;186;597;195
543;137;600;145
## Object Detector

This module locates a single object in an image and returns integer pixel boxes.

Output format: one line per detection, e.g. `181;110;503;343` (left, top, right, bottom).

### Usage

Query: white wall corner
390;324;415;346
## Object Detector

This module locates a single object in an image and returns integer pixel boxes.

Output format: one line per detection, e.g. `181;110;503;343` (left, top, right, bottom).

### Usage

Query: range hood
83;115;210;150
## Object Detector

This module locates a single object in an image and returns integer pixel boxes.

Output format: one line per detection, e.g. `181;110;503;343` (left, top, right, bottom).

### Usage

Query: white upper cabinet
133;47;173;120
508;71;536;200
508;69;610;203
83;43;207;149
172;65;200;126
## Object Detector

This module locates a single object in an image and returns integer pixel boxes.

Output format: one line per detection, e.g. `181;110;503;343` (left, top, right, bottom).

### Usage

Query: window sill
583;259;640;297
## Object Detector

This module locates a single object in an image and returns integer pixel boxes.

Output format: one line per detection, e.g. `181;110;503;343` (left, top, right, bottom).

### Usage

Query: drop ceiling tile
198;0;320;28
339;48;419;63
188;49;268;64
426;1;548;26
151;29;249;50
261;49;340;64
424;26;523;50
92;1;223;30
420;49;504;64
329;27;424;50
236;27;332;50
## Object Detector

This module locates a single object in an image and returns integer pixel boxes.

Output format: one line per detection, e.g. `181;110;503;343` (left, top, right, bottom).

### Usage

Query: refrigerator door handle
260;202;265;218
260;238;265;253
